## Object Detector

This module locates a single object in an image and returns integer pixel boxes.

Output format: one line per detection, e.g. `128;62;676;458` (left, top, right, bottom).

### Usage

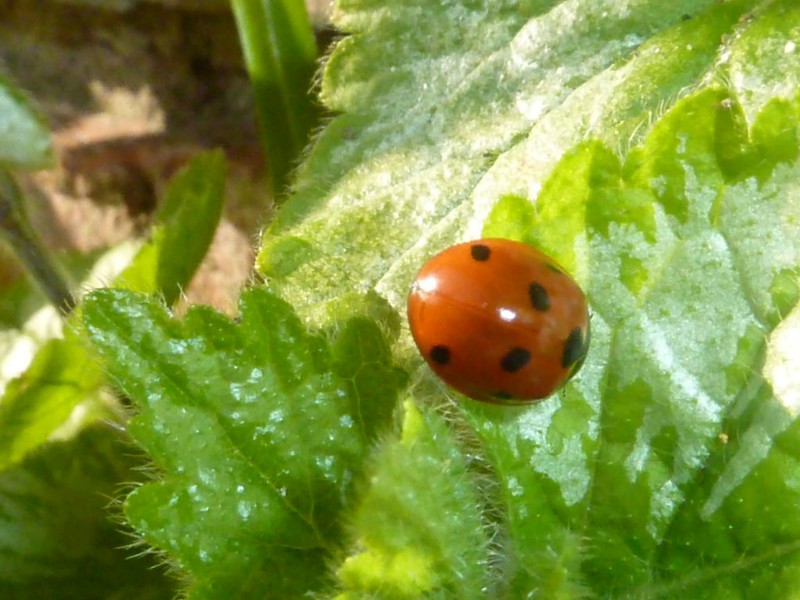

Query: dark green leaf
82;287;405;598
0;425;176;600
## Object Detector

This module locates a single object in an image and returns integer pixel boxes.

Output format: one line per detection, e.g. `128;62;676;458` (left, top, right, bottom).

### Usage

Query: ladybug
407;238;590;403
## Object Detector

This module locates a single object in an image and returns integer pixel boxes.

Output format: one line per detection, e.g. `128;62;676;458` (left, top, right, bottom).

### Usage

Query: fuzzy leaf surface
0;425;175;599
337;401;492;599
463;86;800;597
48;1;800;598
82;287;405;599
257;0;786;318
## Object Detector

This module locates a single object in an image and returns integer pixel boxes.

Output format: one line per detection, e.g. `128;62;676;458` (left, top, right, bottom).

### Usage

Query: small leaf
0;73;53;170
116;150;226;303
0;330;105;472
336;401;492;598
82;287;405;598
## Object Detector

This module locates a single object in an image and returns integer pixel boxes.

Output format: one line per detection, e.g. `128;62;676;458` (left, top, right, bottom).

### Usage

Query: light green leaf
0;330;106;472
115;150;226;303
466;89;800;596
0;72;53;170
336;401;491;599
258;0;772;319
333;85;800;598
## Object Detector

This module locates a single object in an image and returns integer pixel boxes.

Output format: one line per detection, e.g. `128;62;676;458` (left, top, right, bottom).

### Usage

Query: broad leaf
462;87;800;596
258;0;791;318
82;287;406;598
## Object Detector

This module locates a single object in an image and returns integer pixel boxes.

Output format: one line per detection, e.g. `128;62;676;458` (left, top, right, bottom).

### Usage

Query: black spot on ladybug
565;322;591;381
471;244;491;261
546;263;564;274
493;391;514;400
528;282;551;311
430;345;451;365
500;347;531;372
562;327;587;369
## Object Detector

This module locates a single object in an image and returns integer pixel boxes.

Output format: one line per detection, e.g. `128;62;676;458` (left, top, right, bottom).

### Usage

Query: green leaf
82;287;405;598
336;401;492;599
463;89;800;596
231;0;320;196
0;330;106;472
115;149;226;303
257;0;768;319
0;72;53;170
0;424;176;600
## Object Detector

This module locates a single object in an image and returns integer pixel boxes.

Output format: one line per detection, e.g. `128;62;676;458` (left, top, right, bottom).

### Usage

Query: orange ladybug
407;239;590;403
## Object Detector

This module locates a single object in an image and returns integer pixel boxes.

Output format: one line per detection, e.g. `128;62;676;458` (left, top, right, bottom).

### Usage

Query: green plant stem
230;0;320;197
0;169;75;313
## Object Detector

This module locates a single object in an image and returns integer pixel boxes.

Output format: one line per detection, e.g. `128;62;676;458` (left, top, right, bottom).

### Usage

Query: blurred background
0;0;332;315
